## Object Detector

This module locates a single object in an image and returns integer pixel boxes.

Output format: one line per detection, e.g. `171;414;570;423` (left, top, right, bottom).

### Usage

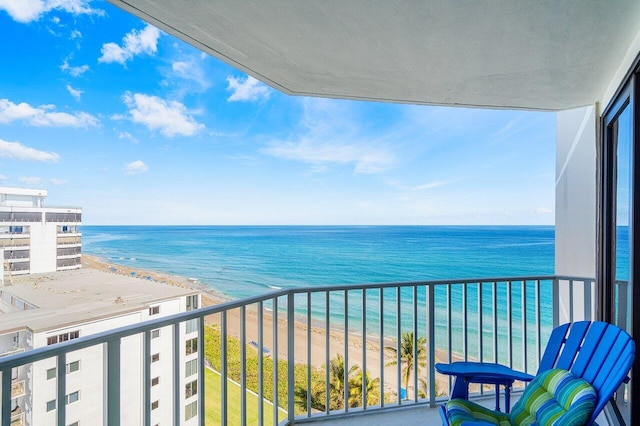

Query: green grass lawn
205;367;287;425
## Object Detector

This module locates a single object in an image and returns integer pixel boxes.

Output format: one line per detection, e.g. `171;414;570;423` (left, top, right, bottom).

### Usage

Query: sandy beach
82;254;453;397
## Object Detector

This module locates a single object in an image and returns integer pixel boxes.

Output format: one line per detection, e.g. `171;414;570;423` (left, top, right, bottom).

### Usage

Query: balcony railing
0;275;596;426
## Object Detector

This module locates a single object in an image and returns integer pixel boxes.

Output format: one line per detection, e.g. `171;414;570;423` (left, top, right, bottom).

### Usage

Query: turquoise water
82;225;554;296
82;225;555;370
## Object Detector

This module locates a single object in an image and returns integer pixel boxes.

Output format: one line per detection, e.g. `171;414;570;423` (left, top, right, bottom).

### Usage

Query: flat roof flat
0;268;198;333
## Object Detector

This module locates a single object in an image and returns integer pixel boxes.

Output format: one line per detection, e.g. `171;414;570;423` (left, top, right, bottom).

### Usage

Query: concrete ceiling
108;1;640;111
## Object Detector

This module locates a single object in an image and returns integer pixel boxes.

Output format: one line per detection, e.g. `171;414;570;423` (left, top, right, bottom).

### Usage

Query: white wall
29;220;57;274
555;105;597;323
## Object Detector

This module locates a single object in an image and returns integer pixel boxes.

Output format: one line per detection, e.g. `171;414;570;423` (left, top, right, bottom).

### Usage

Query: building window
46;400;56;412
185;338;198;355
47;368;56;380
185;401;197;421
185;359;197;377
151;329;160;339
151;353;160;363
151;377;160;386
185;319;198;334
49;330;80;345
67;361;80;373
185;380;197;398
66;391;80;404
151;400;159;410
186;295;198;311
149;306;160;315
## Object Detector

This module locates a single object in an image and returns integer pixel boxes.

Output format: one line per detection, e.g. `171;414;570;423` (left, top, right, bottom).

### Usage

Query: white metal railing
0;275;595;425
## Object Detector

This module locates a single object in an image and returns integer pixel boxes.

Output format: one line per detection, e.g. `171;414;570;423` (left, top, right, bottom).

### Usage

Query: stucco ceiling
108;0;640;111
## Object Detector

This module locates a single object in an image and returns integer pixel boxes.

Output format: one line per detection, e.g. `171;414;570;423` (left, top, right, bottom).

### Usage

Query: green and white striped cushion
509;368;596;426
446;398;511;426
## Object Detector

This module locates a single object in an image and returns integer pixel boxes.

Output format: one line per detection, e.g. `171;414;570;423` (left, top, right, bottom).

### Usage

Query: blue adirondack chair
437;321;635;426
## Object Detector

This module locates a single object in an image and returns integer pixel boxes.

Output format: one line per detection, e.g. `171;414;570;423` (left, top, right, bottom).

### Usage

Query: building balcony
0;275;616;425
9;412;23;426
10;381;24;400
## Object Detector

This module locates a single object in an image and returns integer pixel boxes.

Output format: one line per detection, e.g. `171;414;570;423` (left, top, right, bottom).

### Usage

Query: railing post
427;284;436;407
143;331;151;426
1;368;10;426
198;317;205;426
221;312;228;425
241;306;247;426
362;288;367;410
273;298;279;424
412;285;418;403
173;322;180;426
344;290;349;413
583;279;593;321
258;301;264;426
57;353;66;426
106;339;121;426
552;277;560;328
287;292;295;424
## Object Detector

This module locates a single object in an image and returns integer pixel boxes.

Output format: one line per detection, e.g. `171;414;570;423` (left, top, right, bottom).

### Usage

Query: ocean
81;225;555;299
82;226;555;368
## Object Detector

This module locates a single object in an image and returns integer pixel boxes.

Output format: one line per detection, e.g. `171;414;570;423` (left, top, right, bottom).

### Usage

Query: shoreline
82;253;454;396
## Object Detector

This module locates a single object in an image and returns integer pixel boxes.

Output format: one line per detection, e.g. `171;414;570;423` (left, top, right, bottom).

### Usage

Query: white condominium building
0;268;201;426
0;187;82;278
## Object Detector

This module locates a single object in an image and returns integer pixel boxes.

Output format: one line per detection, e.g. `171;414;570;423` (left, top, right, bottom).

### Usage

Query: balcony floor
303;394;614;426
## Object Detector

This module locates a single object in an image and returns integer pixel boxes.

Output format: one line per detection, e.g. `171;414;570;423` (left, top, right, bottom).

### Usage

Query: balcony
9;412;23;426
0;275;609;425
10;381;24;400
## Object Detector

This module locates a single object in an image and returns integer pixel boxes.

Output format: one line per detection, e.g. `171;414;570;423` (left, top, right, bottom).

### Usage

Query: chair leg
451;377;469;400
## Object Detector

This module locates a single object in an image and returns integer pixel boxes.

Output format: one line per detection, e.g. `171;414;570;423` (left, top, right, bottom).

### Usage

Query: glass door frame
598;60;640;424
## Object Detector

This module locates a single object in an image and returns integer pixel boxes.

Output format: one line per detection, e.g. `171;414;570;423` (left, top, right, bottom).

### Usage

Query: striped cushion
509;368;596;426
446;398;511;426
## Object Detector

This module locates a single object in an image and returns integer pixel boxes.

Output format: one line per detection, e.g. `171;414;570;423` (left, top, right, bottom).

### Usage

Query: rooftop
0;268;198;333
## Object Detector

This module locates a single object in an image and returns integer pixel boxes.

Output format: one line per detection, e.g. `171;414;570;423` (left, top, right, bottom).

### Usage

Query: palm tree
385;331;427;397
294;354;383;412
327;353;360;409
348;369;381;407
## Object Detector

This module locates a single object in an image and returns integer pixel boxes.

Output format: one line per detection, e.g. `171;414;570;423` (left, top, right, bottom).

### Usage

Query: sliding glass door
600;68;639;424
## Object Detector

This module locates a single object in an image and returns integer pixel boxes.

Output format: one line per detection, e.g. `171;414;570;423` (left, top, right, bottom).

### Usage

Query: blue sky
0;0;555;225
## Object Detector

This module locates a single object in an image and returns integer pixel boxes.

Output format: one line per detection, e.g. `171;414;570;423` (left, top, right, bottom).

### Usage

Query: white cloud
99;24;161;65
172;57;210;90
120;92;204;137
227;75;270;102
124;160;148;175
536;207;553;214
70;29;81;40
263;99;396;174
19;176;43;185
0;139;60;162
0;99;98;127
61;57;89;77
118;131;138;144
49;178;68;185
0;0;103;23
66;85;83;101
0;174;7;181
265;139;395;174
412;180;455;191
0;0;104;23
